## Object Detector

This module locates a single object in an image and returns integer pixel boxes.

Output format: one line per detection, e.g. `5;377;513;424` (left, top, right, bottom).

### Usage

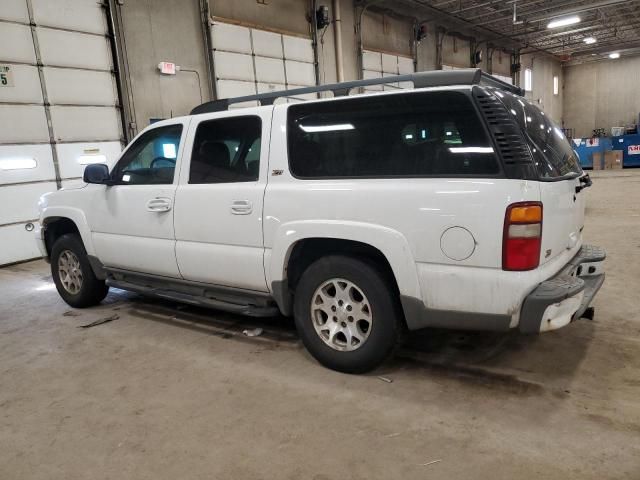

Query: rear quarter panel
265;104;543;318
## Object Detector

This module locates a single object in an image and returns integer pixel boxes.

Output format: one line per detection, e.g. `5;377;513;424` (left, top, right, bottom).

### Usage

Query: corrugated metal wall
0;0;123;265
564;56;640;138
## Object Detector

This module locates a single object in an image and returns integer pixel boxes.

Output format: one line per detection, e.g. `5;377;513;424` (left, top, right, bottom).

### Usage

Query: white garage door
0;0;123;265
210;18;317;107
362;48;415;92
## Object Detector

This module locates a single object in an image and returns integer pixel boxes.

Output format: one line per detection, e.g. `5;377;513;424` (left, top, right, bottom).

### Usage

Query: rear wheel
293;255;401;373
51;234;109;308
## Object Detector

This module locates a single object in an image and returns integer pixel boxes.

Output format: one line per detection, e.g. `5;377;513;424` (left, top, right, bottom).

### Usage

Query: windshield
495;90;582;179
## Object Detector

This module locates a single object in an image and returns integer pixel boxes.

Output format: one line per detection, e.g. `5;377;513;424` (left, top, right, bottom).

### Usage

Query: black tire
293;255;402;374
51;233;109;308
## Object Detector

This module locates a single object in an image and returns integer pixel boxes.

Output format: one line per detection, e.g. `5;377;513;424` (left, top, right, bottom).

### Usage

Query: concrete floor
1;171;639;479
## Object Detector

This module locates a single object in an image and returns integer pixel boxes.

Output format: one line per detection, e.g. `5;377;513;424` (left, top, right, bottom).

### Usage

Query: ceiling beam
478;3;640;43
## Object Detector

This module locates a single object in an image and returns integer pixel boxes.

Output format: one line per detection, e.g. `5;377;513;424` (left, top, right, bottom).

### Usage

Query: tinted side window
496;91;582;179
112;124;182;185
189;116;261;184
288;91;500;178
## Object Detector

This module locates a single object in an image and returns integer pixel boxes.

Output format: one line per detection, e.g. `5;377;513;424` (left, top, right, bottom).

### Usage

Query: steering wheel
150;156;176;169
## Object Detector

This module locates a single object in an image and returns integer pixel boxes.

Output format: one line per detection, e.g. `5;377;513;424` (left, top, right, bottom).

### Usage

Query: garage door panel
31;0;106;35
283;37;313;63
254;57;285;84
37;28;111;71
284;60;314;86
56;141;121;179
0;144;55;185
0;105;49;143
0;23;36;64
211;22;252;54
285;88;317;103
383;82;401;91
44;68;117;106
1;0;123;266
363;69;382;92
257;82;285;93
216;79;256;99
252;30;283;59
363;69;382;79
363;49;414;90
212;21;316;109
0;65;43;104
362;51;382;71
0;223;42;264
0;181;56;224
398;56;414;75
382;53;398;75
0;0;29;23
50;106;120;142
213;51;254;82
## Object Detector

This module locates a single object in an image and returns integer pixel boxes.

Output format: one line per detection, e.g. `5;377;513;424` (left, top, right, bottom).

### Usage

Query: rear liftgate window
496;91;582;179
288;91;500;178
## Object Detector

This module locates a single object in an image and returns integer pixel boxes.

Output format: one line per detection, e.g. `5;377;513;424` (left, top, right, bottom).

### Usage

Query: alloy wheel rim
310;278;372;352
57;250;83;295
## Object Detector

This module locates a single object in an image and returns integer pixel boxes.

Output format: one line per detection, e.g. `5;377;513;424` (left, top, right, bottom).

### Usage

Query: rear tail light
503;202;543;271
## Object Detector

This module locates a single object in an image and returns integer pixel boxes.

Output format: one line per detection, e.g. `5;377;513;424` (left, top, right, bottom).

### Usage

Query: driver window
112;124;183;185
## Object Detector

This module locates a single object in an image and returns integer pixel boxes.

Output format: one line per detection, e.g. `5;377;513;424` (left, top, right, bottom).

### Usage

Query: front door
88;121;189;277
174;111;270;291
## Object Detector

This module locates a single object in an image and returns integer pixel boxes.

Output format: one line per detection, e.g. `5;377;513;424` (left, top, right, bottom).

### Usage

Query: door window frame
109;119;191;186
178;110;272;186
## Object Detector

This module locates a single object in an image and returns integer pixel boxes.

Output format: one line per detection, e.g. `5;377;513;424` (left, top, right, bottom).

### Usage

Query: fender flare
41;206;95;256
267;220;423;315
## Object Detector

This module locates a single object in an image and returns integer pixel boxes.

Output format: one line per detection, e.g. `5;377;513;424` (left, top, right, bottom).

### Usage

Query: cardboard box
592;152;603;170
604;150;623;169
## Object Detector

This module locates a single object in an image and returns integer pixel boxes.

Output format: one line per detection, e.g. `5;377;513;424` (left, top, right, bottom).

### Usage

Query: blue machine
573;137;612;169
611;134;640;167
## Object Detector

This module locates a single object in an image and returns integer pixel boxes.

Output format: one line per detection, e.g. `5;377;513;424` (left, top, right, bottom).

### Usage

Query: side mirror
83;163;111;184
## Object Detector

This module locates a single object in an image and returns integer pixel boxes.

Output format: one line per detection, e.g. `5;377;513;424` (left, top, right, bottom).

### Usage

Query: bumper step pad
519;244;606;334
519;275;585;333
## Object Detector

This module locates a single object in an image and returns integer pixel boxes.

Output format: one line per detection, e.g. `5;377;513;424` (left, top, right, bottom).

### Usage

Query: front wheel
293;255;402;373
51;233;109;308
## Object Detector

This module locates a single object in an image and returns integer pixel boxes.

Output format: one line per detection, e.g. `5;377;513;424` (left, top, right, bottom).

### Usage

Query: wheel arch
41;208;95;259
268;221;422;318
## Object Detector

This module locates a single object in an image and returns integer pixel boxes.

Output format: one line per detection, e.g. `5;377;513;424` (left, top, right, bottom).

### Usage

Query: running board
105;271;280;318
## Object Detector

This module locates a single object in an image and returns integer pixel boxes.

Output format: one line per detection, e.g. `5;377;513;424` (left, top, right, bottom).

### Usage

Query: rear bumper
519;245;606;333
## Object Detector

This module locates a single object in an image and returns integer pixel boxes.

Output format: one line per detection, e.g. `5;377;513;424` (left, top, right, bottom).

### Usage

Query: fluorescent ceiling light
547;16;580;29
583;37;596;44
0;157;37;170
609;52;620;59
449;147;494;154
78;154;107;165
299;123;355;133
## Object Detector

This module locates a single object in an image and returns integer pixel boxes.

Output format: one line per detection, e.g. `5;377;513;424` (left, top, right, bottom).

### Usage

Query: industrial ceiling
364;0;640;61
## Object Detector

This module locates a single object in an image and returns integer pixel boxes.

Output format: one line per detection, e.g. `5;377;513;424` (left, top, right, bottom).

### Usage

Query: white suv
36;69;605;373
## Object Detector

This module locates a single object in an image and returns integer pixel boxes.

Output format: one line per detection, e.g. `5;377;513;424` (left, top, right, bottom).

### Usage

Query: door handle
231;200;252;215
146;197;172;212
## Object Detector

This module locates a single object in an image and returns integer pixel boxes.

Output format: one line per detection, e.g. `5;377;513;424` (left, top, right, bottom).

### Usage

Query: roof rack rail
190;68;522;115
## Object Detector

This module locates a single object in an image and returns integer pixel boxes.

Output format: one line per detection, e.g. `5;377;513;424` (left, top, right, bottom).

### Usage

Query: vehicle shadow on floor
113;290;593;395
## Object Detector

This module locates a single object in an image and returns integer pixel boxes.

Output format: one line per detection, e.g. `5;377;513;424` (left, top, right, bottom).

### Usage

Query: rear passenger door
174;110;271;291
